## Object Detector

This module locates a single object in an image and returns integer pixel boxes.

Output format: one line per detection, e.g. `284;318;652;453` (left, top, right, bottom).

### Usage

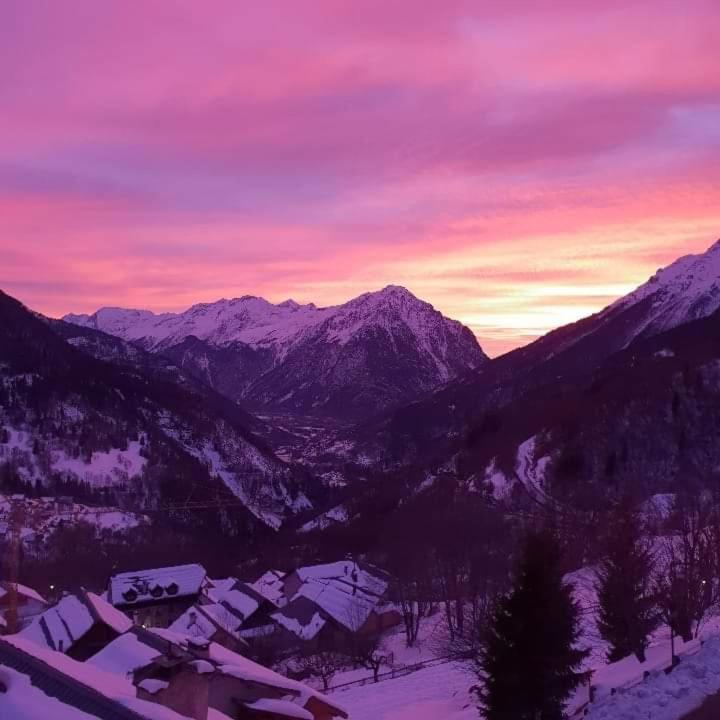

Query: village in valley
0;559;400;720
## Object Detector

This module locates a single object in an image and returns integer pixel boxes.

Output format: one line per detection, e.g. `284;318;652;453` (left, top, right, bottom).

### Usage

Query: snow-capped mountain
602;238;720;342
65;286;487;421
0;290;313;530
333;237;720;485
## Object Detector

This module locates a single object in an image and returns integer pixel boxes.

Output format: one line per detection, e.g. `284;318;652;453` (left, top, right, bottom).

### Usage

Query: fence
329;654;458;693
569;638;705;718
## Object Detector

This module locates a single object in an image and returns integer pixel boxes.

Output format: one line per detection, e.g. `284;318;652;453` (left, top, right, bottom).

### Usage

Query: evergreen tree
595;504;659;662
478;529;588;720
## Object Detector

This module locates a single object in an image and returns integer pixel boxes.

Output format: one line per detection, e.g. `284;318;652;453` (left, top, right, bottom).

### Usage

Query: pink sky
1;0;719;356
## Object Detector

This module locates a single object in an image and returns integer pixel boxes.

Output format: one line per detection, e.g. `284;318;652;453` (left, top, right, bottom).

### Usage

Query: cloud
0;0;718;354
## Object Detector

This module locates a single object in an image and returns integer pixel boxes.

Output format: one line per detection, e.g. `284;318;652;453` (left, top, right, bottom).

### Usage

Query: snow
87;631;162;676
335;660;477;720
295;579;377;632
293;561;388;598
190;659;215;674
514;436;557;509
606;238;720;342
109;563;206;606
0;665;100;720
51;441;147;486
299;504;349;533
0;493;146;547
149;629;345;715
138;678;169;695
1;636;190;720
585;635;720;720
85;591;133;634
244;698;313;720
217;588;259;619
482;459;512;499
169;605;220;640
64;285;484;381
19;594;95;653
251;570;286;606
0;581;46;605
271;609;328;641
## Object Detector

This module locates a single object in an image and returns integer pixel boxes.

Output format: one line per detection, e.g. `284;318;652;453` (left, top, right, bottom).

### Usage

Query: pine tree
478;529;589;720
595;504;659;662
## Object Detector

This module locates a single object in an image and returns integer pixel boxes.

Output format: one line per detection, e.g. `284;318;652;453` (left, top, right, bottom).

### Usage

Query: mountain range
65;285;487;422
3;237;720;536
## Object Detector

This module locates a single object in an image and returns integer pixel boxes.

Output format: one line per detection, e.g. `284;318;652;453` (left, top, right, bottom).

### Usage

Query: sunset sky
2;1;719;356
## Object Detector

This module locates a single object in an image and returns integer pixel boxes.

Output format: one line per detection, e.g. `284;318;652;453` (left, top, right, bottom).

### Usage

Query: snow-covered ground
336;660;477;720
585;635;720;720
323;577;720;720
0;494;147;547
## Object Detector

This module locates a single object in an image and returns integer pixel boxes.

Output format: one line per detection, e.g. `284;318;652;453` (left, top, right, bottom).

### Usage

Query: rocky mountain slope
0;290;313;531
64;286;487;421
332;238;720;503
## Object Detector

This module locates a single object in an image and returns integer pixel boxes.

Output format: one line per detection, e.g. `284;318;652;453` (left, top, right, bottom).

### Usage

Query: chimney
136;661;211;720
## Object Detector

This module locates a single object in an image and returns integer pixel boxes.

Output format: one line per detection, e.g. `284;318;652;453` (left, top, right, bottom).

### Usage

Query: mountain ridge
64;285;487;421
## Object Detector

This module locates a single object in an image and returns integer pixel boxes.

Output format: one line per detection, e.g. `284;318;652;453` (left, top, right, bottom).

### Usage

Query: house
281;561;389;603
108;564;209;628
0;581;48;632
0;634;196;720
250;571;287;608
17;589;132;660
169;579;280;654
265;561;402;650
88;627;348;720
168;603;249;654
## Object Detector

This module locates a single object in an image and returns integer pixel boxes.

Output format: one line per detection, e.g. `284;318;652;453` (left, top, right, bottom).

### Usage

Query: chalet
0;635;193;720
281;560;389;603
17;589;132;660
250;570;287;607
265;560;401;650
169;603;249;654
171;579;278;654
0;581;47;632
88;627;348;720
108;563;209;628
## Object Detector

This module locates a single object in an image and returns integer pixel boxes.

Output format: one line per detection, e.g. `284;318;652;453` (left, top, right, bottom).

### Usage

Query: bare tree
298;651;345;691
655;493;718;644
351;633;388;683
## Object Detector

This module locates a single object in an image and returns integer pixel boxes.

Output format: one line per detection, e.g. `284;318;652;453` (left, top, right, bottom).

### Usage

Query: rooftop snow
87;631;162;677
244;698;313;720
18;594;95;653
292;560;388;598
109;564;206;606
0;636;191;720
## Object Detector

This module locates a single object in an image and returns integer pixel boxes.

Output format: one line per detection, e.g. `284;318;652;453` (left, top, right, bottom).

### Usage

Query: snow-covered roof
0;636;191;720
18;590;131;653
19;594;95;653
85;592;133;634
88;631;163;677
217;588;260;619
250;570;286;606
167;603;248;645
109;564;207;607
207;577;238;594
291;560;388;599
244;698;313;720
271;598;328;641
295;578;377;633
147;629;346;717
0;581;47;605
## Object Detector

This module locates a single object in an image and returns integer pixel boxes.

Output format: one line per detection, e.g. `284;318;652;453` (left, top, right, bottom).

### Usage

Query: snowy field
321;597;720;720
336;660;477;720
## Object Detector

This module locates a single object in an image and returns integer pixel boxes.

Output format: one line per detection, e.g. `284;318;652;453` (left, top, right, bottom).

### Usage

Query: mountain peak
604;236;720;343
